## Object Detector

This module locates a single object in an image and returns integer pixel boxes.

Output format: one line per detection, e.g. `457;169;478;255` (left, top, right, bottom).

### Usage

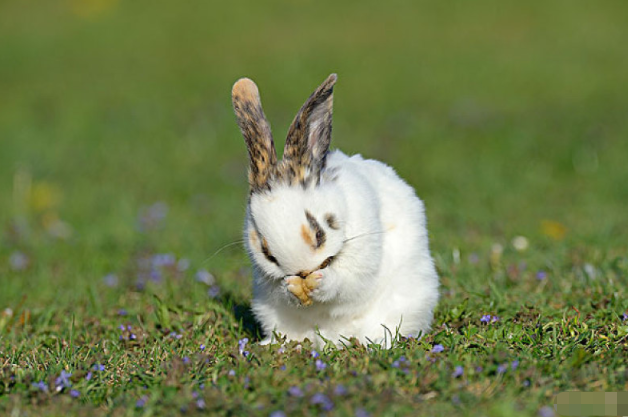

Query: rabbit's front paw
286;272;323;306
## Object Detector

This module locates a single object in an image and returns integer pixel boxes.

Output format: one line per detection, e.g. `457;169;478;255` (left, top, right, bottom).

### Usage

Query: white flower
512;236;529;251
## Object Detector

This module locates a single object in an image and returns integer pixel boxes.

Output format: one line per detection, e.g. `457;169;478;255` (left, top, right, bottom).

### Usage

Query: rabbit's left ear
282;74;337;183
232;78;278;193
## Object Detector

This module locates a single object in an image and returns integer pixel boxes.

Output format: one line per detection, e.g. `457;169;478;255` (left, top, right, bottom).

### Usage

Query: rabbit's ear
232;78;278;192
283;74;337;183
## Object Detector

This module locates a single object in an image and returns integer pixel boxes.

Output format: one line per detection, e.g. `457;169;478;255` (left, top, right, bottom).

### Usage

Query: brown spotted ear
232;78;278;192
282;74;337;184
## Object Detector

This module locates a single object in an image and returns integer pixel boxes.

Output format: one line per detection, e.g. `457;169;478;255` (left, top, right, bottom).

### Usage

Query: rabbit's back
328;150;439;337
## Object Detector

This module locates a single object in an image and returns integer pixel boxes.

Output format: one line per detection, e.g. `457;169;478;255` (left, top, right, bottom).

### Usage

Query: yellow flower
67;0;119;18
29;182;62;212
541;220;567;240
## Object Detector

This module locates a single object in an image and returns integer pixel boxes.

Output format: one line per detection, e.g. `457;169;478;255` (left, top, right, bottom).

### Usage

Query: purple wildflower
93;364;105;372
392;355;407;368
536;271;547;280
55;370;72;391
468;253;480;264
136;395;149;408
431;344;444;353
119;324;125;331
491;316;500;323
195;269;215;285
183;356;191;364
32;381;48;392
152;253;175;268
207;285;221;298
127;325;132;331
70;389;80;398
103;274;118;287
138;202;168;231
118;309;127;316
452;366;464;378
177;258;190;271
475;366;483;373
355;409;371;417
622;313;628;321
538;406;555;417
315;359;327;371
311;350;320;358
480;314;492;323
238;338;249;356
228;370;236;376
130;333;137;340
311;393;334;411
497;363;508;374
149;268;162;282
270;412;287;417
85;372;93;381
200;344;206;351
9;251;29;271
196;398;206;409
288;386;304;397
511;360;519;370
333;384;348;396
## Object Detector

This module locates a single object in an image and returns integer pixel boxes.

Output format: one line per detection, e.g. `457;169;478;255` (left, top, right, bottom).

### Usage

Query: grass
1;1;628;416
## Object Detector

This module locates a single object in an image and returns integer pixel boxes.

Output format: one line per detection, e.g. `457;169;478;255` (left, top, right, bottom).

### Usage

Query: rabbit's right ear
283;74;337;184
232;78;278;192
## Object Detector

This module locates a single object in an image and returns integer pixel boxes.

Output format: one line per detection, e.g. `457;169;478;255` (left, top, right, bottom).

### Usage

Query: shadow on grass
219;292;263;342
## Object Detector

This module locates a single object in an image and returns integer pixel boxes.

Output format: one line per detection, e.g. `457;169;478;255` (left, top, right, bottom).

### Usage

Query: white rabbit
231;74;439;348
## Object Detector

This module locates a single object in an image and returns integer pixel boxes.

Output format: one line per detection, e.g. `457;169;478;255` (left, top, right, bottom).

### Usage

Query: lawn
1;1;627;416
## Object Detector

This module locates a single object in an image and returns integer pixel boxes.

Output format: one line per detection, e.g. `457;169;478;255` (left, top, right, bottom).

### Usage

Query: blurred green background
1;0;627;305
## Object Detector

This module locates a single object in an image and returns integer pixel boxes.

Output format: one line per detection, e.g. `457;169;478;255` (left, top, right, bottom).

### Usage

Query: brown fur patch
305;210;326;249
249;229;258;246
325;213;339;230
300;224;314;247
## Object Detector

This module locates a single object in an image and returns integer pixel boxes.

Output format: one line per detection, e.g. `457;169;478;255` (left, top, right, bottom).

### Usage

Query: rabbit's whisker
203;239;246;264
343;230;386;243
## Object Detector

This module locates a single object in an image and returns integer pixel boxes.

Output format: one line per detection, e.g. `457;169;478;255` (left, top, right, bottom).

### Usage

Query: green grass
1;1;628;416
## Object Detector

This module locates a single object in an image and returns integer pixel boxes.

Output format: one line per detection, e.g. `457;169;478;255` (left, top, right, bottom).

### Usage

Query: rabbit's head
232;75;348;280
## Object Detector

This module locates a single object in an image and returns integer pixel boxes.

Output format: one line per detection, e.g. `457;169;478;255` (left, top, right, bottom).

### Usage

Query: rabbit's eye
318;256;334;270
315;230;324;246
261;237;280;266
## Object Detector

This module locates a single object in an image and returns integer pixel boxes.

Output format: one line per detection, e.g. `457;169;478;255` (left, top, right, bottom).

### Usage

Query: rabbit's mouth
292;255;335;279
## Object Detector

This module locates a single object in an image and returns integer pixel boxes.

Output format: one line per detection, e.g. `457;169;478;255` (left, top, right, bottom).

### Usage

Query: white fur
245;150;439;348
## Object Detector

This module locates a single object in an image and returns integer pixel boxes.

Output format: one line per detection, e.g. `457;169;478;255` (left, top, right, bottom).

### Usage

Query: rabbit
231;73;439;348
